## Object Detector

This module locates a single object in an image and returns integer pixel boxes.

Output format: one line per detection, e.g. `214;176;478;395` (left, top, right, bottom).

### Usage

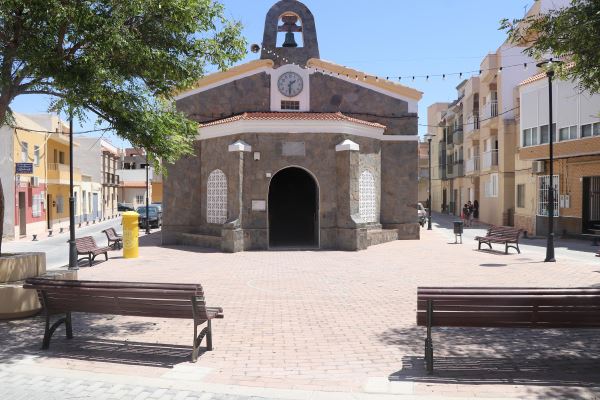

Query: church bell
282;32;298;48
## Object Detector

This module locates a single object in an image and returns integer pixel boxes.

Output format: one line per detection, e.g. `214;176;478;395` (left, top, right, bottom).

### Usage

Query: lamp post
145;160;150;235
537;59;562;263
68;112;78;270
424;133;435;230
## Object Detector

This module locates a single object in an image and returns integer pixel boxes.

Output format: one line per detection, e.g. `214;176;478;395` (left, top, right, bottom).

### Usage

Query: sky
11;0;536;147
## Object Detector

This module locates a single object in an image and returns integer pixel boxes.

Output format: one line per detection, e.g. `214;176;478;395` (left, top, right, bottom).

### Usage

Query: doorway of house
582;176;600;233
47;194;52;229
18;192;26;236
268;167;319;248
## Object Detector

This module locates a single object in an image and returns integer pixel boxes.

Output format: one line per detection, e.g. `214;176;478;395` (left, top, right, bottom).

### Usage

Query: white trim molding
335;139;360;152
228;140;252;153
199;119;418;142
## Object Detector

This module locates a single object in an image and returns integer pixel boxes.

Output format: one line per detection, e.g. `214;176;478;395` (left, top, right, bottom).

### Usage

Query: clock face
277;72;303;98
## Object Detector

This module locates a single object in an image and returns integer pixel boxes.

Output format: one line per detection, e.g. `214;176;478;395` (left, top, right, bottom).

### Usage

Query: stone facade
164;0;422;252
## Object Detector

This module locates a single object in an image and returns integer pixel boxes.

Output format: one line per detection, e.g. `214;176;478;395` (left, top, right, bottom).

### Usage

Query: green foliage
501;0;600;93
0;0;247;161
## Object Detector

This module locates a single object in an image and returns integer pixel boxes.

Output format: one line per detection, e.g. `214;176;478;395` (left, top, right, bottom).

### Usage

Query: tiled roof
519;72;546;86
200;112;386;129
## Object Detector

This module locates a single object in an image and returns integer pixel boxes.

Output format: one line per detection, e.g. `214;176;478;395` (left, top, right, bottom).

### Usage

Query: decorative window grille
537;175;559;217
207;169;227;224
32;194;42;218
281;100;300;110
517;184;526;209
359;171;377;223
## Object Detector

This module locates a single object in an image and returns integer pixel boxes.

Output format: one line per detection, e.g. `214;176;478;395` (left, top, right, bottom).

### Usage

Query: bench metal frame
26;279;223;363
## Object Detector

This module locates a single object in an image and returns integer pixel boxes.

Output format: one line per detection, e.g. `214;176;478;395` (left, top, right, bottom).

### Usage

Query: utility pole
68;112;78;270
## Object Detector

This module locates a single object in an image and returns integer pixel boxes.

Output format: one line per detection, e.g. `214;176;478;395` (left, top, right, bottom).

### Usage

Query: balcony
482;150;499;170
465;157;480;175
447;161;464;179
438;166;447;180
464;114;480;134
47;163;81;183
482;101;498;121
452;129;463;145
480;54;498;82
103;172;120;186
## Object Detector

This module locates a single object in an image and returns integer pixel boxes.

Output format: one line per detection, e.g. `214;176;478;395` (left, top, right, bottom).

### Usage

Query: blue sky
11;0;535;146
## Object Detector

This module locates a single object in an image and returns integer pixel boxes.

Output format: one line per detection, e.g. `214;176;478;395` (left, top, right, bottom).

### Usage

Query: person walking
467;201;474;227
462;203;471;227
473;200;480;223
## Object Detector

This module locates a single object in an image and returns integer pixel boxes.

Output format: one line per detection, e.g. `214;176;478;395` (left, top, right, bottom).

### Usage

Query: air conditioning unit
30;176;40;187
532;161;545;174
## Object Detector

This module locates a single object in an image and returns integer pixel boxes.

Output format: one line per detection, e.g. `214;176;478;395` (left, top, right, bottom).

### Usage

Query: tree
0;1;247;256
501;0;600;93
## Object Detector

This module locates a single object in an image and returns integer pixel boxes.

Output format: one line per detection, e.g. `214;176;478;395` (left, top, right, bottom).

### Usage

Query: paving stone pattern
1;219;600;399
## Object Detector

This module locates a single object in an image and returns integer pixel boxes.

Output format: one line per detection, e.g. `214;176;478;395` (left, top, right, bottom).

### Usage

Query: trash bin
453;221;464;244
453;221;464;235
122;211;139;259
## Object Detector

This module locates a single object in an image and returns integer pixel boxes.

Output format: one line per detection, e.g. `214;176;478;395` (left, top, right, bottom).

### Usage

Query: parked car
151;203;163;213
137;206;162;229
418;202;428;227
118;203;135;212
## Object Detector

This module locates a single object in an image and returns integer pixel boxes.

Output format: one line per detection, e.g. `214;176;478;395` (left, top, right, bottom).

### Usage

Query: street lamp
68;112;78;270
145;159;150;235
424;133;435;230
536;58;563;263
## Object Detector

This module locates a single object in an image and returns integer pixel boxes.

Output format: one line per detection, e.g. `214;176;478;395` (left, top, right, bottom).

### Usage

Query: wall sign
15;163;33;174
282;142;306;157
252;200;266;211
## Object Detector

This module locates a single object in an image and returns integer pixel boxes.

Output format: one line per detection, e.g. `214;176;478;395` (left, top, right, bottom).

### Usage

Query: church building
162;0;423;252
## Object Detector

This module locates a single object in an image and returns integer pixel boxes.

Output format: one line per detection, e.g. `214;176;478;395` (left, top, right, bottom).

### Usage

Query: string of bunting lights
259;43;534;83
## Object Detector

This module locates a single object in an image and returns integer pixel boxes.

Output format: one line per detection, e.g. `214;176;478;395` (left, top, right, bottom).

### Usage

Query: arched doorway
269;167;318;248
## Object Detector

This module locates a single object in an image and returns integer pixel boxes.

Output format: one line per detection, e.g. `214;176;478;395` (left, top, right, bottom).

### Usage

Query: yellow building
0;113;51;239
45;125;82;231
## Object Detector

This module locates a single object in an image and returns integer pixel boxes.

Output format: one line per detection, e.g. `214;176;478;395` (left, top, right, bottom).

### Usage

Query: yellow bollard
122;211;139;259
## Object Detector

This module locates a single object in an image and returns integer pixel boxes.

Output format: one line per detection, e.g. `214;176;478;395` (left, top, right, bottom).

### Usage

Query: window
484;173;498;198
281;100;300;110
540;124;556;144
136;194;145;204
21;142;28;162
537;175;559;217
522;127;539;147
581;122;600;138
559;125;577;141
359;171;377;223
32;194;42;218
59;151;65;164
34;146;40;166
517;184;526;208
207;169;227;224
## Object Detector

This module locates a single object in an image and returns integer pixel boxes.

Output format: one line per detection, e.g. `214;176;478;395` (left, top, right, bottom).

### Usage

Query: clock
277;72;304;98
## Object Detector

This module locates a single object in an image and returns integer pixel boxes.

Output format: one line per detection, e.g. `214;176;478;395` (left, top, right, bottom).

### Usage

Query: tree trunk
0;177;4;257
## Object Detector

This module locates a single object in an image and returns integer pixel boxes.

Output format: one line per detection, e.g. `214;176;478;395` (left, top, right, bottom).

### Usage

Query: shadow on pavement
0;313;197;368
379;325;600;396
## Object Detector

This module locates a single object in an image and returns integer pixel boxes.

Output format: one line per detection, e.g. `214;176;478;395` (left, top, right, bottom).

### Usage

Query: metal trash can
453;221;464;244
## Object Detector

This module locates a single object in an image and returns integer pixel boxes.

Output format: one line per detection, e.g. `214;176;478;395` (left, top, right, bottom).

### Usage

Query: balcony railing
482;150;499;170
47;163;80;181
103;172;120;185
465;157;480;174
452;129;463;145
465;114;480;134
482;101;498;121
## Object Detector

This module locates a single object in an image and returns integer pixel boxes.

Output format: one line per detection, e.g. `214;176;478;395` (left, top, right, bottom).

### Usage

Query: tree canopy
501;0;600;93
0;0;247;255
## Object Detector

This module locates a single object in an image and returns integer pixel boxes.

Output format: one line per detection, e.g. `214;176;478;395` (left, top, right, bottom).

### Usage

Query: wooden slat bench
75;236;111;267
417;287;600;374
23;278;224;362
475;226;522;254
102;228;123;250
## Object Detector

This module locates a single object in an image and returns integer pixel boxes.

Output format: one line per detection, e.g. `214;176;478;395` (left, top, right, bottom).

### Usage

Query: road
430;211;600;264
1;219;127;270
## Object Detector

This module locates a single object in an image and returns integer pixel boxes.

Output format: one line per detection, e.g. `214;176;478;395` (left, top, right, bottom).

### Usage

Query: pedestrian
462;203;471;227
473;200;479;222
467;201;474;227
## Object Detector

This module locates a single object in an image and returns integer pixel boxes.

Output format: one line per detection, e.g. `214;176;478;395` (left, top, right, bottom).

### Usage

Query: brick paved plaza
2;223;600;399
